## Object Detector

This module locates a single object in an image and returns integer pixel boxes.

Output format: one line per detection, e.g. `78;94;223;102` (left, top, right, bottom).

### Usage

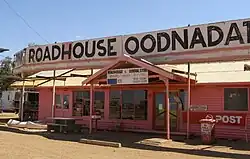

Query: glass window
83;92;90;116
72;91;90;116
179;90;187;111
63;95;69;109
122;90;134;119
55;94;69;109
109;90;121;119
94;91;105;118
134;90;147;120
55;94;61;109
224;88;248;111
109;90;148;120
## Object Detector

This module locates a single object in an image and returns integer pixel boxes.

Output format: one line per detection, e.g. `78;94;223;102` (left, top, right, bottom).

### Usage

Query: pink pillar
187;63;191;139
89;83;94;134
165;79;170;140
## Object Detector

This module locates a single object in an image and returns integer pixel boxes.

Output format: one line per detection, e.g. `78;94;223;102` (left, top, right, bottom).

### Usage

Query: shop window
134;90;147;120
224;88;248;111
63;95;69;109
55;94;69;109
109;90;148;120
72;91;90;116
55;94;61;109
122;90;134;119
94;91;105;118
179;90;187;111
109;90;121;119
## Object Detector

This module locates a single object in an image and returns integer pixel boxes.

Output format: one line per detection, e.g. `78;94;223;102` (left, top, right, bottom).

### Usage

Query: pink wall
180;85;250;140
38;88;52;120
191;86;223;111
38;84;250;140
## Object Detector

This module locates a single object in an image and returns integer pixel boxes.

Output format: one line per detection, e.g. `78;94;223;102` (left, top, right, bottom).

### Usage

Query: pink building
12;59;250;141
12;18;250;141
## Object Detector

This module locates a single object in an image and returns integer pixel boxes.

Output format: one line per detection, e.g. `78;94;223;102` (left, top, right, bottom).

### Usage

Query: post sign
13;18;250;74
182;112;247;126
107;68;148;85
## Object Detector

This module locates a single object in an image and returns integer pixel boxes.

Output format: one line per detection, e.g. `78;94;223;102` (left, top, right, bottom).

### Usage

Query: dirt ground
0;127;250;159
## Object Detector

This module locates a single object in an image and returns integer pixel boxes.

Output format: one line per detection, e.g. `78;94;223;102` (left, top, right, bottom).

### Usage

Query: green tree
0;57;17;90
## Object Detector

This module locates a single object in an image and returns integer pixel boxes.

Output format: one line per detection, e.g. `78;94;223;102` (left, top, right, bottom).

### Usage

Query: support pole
165;79;170;140
51;70;56;118
89;83;94;134
20;73;25;121
187;63;191;139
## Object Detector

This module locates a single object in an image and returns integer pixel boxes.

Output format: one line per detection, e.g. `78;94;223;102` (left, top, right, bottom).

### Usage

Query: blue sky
0;0;249;59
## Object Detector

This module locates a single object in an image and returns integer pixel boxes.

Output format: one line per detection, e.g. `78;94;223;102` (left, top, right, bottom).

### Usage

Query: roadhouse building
12;18;250;141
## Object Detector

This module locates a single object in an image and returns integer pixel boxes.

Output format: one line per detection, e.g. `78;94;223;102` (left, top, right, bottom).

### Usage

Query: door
55;91;71;117
154;92;165;130
169;92;178;132
153;92;180;131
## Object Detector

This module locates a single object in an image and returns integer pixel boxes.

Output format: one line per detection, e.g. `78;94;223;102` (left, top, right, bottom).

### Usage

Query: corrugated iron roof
11;60;250;87
175;61;249;83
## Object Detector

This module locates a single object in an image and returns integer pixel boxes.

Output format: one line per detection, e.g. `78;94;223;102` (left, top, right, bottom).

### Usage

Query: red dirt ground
0;128;250;159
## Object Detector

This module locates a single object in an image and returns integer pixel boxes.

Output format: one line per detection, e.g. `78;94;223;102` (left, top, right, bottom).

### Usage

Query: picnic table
47;117;81;133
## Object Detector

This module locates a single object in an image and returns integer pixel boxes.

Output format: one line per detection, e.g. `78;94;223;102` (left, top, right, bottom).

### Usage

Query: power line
3;0;49;43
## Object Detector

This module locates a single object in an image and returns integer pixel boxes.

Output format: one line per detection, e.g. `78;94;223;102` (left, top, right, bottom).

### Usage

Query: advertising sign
107;68;148;85
14;18;250;73
182;112;246;126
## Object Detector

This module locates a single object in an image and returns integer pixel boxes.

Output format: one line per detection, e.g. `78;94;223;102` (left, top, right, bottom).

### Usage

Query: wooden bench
47;123;68;133
47;123;82;133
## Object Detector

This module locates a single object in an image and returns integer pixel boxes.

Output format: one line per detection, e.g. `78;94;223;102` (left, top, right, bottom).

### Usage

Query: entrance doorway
153;91;181;131
55;91;71;117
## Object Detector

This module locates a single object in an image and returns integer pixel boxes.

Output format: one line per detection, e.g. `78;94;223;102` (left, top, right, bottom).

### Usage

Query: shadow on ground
0;126;249;159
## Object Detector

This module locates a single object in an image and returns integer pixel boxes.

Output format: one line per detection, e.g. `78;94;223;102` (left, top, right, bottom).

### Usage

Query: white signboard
25;36;122;64
190;105;208;111
107;68;148;85
14;18;250;73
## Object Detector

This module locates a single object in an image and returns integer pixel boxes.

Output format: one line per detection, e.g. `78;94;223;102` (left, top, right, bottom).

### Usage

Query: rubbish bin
199;114;216;144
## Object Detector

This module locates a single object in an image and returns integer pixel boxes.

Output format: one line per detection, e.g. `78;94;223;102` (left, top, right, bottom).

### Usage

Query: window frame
109;89;148;120
72;90;106;118
55;93;70;110
224;87;249;112
72;90;90;116
94;91;105;118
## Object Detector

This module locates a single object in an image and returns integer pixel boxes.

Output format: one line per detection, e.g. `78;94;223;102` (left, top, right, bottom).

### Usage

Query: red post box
199;114;216;144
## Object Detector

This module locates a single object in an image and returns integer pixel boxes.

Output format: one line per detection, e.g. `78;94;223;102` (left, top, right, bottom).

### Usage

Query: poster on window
107;68;148;85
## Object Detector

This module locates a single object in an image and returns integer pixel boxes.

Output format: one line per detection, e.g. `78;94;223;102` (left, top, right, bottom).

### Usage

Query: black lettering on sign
207;26;224;47
225;23;244;45
72;42;84;59
28;48;35;63
189;27;207;49
43;46;51;61
172;29;188;50
124;36;139;55
35;47;43;62
85;41;96;58
52;45;61;60
97;39;107;56
61;43;72;60
243;21;250;43
157;32;170;52
140;34;156;53
108;38;117;56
